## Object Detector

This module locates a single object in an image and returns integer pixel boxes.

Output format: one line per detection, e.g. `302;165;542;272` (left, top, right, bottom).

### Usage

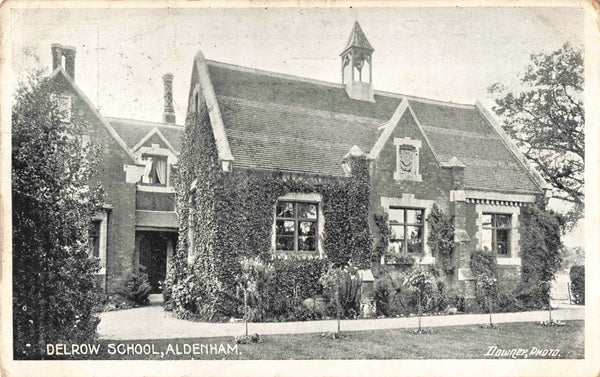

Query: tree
12;69;103;359
403;266;436;333
489;43;584;224
470;250;499;328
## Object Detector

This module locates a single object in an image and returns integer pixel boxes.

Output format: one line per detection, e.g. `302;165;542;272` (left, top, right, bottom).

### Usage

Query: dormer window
393;137;422;182
142;154;168;186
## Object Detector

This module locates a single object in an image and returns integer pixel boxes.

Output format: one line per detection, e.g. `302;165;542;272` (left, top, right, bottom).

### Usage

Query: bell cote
340;22;375;102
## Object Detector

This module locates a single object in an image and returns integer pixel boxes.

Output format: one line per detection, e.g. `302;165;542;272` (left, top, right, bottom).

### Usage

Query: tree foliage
12;69;103;359
489;43;584;222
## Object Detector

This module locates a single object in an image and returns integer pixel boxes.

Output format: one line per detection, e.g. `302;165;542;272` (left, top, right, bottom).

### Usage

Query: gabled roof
106;117;184;154
50;67;136;162
342;22;374;53
194;57;544;193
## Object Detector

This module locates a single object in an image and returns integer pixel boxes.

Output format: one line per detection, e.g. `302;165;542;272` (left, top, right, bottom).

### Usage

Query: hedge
570;265;584;304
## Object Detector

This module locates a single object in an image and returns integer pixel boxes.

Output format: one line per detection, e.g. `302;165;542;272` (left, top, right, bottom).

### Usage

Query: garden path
97;303;584;340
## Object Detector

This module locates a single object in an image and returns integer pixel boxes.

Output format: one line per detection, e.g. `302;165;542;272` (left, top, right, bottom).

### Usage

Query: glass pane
482;228;493;252
389;240;404;254
388;208;405;224
276;236;294;251
298;236;316;251
298;203;317;219
390;225;405;241
496;229;509;244
407;239;422;254
276;202;295;218
299;221;316;236
406;209;423;224
496;214;511;228
482;214;492;228
276;220;295;236
497;242;509;255
406;226;422;241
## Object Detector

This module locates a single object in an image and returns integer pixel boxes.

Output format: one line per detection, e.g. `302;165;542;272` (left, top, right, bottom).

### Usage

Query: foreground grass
62;320;583;360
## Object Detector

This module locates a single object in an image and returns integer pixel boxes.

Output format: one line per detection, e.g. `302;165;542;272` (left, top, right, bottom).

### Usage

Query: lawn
55;320;584;360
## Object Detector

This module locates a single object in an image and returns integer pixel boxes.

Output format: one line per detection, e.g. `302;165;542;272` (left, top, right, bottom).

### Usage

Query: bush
374;276;395;316
118;272;152;306
12;70;103;359
320;263;362;319
264;258;327;321
570;265;585;304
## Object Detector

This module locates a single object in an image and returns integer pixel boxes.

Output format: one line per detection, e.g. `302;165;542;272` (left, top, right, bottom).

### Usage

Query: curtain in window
142;159;153;183
155;158;167;185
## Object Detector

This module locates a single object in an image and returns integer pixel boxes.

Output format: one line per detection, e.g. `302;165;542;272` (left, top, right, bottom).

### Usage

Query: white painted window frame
381;194;435;264
92;211;108;275
475;204;521;265
272;193;324;258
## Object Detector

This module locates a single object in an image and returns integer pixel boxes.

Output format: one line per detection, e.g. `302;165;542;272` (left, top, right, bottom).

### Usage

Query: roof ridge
207;60;344;89
104;116;184;129
207;60;477;109
219;95;385;126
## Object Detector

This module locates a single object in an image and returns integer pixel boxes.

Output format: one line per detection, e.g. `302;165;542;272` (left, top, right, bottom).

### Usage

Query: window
482;213;511;256
51;94;72;122
275;201;318;254
89;220;101;258
389;207;424;254
142;154;168;186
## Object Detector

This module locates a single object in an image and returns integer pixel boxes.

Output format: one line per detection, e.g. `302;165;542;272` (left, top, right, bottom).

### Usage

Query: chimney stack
50;44;76;80
162;73;176;124
51;44;63;71
63;46;76;80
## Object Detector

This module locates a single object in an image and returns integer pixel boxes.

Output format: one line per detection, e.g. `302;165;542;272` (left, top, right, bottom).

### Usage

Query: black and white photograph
0;1;597;376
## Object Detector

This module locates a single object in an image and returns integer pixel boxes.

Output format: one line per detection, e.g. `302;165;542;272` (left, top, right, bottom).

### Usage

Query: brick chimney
63;46;76;80
162;73;176;123
51;44;76;80
51;44;63;71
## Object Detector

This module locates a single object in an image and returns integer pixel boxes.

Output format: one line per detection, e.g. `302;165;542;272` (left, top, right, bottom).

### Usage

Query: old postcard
1;1;598;376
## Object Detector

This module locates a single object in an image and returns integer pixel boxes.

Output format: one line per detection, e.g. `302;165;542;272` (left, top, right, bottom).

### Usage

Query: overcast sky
10;6;583;122
8;5;585;246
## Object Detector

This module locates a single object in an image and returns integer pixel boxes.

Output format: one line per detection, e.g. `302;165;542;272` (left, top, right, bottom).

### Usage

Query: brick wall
60;75;138;293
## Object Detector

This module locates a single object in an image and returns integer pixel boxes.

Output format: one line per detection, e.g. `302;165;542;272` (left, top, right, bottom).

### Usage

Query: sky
7;5;585;246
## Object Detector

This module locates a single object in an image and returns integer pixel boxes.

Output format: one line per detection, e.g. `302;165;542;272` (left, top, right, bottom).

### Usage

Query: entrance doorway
136;231;177;293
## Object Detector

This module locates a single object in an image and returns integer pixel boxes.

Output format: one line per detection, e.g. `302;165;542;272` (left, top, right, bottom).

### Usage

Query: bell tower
340;22;375;102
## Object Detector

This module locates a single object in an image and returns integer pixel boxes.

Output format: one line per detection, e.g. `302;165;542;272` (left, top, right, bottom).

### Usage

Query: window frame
274;200;319;256
482;213;511;257
388;206;425;255
140;153;169;187
89;220;101;259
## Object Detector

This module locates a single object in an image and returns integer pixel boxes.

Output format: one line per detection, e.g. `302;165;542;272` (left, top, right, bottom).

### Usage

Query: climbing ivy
426;204;455;274
164;106;373;320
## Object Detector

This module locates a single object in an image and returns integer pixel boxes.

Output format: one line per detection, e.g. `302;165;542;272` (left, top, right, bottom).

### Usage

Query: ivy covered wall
165;105;373;320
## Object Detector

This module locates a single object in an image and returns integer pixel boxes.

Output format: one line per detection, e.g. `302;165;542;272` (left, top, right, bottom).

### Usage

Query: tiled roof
219;95;383;176
343;22;374;52
107;117;184;153
206;62;541;192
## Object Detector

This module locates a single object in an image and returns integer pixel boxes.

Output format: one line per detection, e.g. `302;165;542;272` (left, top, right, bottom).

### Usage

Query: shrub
570;265;585;304
118;272;152;306
427;204;455;274
520;203;563;307
12;70;103;359
264;258;327;320
374;276;395;316
320;263;362;319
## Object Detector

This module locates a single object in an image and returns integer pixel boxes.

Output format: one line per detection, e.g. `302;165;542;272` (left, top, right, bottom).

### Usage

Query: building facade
49;21;549;297
182;22;550;293
48;44;182;294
